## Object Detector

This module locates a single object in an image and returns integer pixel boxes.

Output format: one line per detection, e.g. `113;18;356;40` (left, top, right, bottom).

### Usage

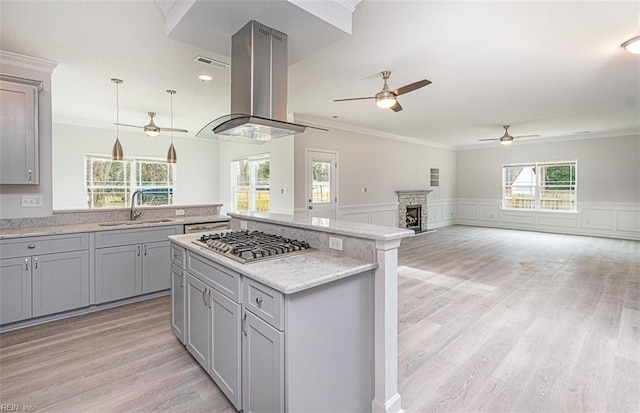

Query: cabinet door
0;257;32;324
171;263;186;344
32;251;89;317
0;80;38;184
95;244;142;304
142;241;171;294
186;274;210;370
210;288;242;410
242;310;284;413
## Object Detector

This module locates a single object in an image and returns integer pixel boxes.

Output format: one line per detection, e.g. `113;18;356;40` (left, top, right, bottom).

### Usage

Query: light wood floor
1;226;638;412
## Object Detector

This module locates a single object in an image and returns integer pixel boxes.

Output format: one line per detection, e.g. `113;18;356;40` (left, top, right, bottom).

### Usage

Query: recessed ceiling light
198;75;213;81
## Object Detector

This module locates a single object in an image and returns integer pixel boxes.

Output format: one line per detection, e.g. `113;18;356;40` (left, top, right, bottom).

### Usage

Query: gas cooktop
192;230;316;264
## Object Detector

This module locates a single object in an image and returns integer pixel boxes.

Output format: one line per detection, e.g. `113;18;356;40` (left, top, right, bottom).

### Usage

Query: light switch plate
175;209;185;216
240;221;248;230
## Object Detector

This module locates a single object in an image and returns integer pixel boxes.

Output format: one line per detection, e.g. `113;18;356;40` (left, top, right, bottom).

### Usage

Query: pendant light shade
111;78;124;161
621;35;640;54
167;142;177;164
112;138;124;160
167;90;177;164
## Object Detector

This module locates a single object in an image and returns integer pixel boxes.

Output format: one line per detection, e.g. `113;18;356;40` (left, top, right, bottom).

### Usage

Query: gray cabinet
0;79;39;184
171;263;186;344
95;244;142;304
186;273;210;369
210;288;241;410
0;257;32;324
242;309;284;413
0;233;89;325
94;226;180;304
142;241;171;293
32;250;89;317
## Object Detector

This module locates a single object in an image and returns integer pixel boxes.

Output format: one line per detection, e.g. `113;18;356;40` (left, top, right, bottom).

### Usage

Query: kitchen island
169;212;413;413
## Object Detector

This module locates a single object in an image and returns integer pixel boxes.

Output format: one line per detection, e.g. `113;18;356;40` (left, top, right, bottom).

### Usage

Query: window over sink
85;154;175;208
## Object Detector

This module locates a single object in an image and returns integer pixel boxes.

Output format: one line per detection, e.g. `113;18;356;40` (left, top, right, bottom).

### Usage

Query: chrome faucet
130;190;146;221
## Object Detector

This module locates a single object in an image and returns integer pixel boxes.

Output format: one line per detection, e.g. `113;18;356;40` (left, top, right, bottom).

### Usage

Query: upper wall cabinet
0;78;40;185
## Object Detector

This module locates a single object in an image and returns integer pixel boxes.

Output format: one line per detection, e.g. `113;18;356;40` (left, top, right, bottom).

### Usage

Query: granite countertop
0;215;230;239
228;211;414;242
170;233;378;294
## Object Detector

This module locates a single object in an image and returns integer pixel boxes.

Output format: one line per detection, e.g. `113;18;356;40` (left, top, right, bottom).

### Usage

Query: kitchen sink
98;219;173;227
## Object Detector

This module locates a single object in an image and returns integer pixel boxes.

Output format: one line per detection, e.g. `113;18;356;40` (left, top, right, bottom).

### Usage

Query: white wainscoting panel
371;210;398;227
616;209;640;233
338;203;399;227
582;208;613;230
453;199;639;240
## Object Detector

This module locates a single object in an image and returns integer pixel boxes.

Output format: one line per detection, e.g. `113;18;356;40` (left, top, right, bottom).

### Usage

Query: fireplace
405;205;422;233
396;190;432;233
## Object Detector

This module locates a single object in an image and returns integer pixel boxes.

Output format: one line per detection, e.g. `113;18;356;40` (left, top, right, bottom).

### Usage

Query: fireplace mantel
395;190;433;196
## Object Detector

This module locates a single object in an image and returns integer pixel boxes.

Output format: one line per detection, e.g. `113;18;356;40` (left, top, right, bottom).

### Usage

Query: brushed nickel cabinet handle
34;257;38;270
255;296;263;306
242;313;247;337
28;170;32;183
27;244;36;249
25;258;29;271
137;245;141;256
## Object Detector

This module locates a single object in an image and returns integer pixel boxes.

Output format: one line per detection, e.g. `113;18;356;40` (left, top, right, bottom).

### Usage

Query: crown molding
0;50;58;73
333;0;361;13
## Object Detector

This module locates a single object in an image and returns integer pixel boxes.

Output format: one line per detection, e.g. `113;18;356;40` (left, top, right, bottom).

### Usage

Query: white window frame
231;153;270;212
502;160;577;212
85;154;175;208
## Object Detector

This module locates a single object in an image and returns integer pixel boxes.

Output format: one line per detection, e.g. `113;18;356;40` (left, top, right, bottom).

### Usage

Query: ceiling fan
478;125;540;145
334;71;432;112
117;112;188;137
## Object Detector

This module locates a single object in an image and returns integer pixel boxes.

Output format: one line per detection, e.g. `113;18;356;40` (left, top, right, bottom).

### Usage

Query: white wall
455;134;640;239
0;53;56;219
217;136;295;215
293;125;457;228
52;123;220;209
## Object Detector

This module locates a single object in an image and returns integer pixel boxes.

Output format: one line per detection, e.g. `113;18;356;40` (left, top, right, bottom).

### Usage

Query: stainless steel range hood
197;21;320;143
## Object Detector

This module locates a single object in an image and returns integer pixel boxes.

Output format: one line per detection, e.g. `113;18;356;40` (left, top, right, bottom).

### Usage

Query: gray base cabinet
32;250;89;317
210;288;241;409
186;274;210;369
171;263;186;344
242;309;284;413
0;257;32;324
95;244;142;304
0;233;89;325
94;226;180;304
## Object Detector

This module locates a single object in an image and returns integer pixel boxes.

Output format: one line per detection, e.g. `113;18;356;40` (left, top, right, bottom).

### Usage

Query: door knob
308;206;313;209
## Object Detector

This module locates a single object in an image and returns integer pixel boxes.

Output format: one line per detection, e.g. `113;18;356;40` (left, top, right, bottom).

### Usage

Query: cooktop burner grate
192;230;316;264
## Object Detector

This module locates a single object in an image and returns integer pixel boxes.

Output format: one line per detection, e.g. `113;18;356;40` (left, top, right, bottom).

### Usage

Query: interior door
306;150;337;219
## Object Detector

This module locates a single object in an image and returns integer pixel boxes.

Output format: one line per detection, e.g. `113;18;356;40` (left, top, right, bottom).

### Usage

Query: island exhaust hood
197;21;323;142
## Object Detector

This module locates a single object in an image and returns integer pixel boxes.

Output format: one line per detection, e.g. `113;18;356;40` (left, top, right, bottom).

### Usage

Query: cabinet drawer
94;225;180;248
170;243;185;268
0;233;89;259
243;278;284;331
187;252;240;302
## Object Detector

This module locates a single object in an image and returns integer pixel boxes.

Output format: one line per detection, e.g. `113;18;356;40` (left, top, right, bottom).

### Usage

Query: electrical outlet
21;195;43;207
175;209;185;216
329;236;343;251
240;221;248;230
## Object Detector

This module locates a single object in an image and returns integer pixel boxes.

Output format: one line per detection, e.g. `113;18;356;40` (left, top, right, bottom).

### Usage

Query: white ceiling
1;0;639;149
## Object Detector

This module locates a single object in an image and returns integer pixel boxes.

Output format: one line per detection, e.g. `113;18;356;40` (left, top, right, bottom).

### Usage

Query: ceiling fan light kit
334;70;431;112
621;35;640;54
143;112;161;136
111;78;124;161
478;125;540;145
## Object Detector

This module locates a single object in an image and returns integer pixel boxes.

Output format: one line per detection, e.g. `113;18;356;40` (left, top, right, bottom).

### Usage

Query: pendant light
621;35;640;54
111;78;124;161
166;90;177;164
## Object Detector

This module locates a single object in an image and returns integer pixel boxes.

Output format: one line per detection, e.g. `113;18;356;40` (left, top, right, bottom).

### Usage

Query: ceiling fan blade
392;79;432;96
162;127;188;133
514;134;540;138
115;123;143;129
478;138;500;141
390;101;403;112
333;96;376;102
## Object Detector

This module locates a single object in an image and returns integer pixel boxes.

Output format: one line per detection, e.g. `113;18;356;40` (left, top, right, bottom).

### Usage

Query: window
85;154;175;208
232;154;270;212
503;161;577;211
